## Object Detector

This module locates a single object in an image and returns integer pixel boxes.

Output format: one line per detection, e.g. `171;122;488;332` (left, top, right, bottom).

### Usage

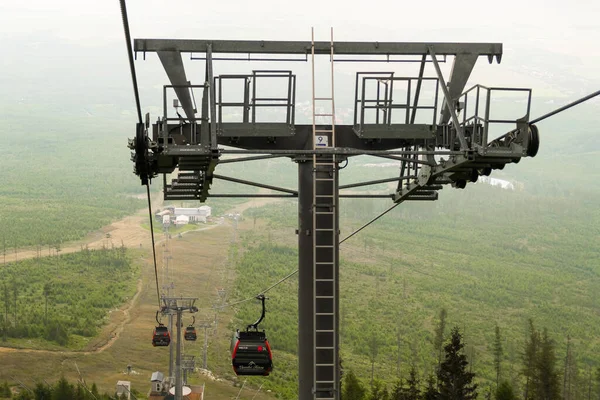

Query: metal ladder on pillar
311;27;338;400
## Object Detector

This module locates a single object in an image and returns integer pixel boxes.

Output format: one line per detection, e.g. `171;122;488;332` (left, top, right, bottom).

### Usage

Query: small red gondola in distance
152;325;171;347
152;311;171;347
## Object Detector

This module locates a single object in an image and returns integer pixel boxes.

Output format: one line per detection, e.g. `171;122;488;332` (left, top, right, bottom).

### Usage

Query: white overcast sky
0;0;598;111
0;0;598;50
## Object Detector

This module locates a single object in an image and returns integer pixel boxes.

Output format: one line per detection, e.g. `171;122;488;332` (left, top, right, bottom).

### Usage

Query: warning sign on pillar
316;135;329;147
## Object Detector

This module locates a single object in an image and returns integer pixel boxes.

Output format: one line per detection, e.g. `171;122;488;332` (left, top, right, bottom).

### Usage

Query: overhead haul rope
529;89;600;125
119;0;161;307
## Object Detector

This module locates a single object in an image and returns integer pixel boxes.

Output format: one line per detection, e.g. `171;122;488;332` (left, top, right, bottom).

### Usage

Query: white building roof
151;371;164;382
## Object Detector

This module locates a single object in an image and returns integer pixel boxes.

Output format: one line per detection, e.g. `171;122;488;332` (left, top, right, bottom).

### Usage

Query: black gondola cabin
152;325;171;347
231;330;273;376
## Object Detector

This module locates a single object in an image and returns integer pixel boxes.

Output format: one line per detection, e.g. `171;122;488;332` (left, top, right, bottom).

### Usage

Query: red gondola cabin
152;325;171;347
231;330;273;376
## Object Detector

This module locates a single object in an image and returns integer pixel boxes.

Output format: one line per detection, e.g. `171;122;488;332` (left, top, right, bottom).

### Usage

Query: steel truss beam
135;39;502;57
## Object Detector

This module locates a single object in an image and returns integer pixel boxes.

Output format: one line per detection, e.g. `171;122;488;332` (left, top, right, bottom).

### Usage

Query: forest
0;247;137;348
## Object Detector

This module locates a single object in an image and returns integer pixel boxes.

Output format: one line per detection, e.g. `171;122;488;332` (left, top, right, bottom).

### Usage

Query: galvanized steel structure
129;32;540;400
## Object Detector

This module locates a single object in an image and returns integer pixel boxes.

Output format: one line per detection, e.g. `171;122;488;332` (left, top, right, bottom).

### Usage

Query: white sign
316;135;329;147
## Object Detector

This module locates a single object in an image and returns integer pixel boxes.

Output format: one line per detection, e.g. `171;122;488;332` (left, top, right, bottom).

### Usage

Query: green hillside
224;178;600;398
0;247;138;350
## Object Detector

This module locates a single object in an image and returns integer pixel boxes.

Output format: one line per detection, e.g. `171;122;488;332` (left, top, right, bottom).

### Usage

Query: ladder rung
316;278;334;282
315;381;335;384
315;113;333;117
315;129;334;133
315;347;335;350
316;329;335;333
316;296;334;299
315;97;333;100
316;364;335;367
316;313;334;315
314;163;336;166
315;262;334;264
315;211;334;215
315;178;334;181
315;229;334;231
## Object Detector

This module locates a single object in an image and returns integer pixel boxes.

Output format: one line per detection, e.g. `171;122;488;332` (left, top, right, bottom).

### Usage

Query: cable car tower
125;26;557;399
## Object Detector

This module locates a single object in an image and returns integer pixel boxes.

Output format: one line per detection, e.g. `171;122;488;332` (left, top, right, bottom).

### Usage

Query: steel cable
119;0;161;307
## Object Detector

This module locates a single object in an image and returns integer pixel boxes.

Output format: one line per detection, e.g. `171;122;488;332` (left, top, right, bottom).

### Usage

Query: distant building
150;371;165;394
116;381;131;400
478;176;516;190
172;206;212;223
175;215;190;226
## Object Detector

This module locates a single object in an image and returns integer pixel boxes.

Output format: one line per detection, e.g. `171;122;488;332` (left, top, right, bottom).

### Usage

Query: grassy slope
231;175;600;397
0;248;138;350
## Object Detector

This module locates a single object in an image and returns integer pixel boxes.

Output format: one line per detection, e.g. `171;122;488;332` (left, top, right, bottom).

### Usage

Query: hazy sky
0;0;598;49
0;0;598;115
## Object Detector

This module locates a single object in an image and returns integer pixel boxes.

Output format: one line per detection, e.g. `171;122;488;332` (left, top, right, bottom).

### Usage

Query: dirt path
0;194;281;356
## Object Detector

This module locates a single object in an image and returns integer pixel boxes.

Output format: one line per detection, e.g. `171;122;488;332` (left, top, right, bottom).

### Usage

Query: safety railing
353;72;440;130
458;85;532;148
214;70;296;131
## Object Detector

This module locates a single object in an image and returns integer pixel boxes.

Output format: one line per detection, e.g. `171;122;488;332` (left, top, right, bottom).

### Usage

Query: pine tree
33;382;51;400
437;326;478;400
42;283;52;324
367;331;381;387
343;370;366;400
523;319;540;400
422;374;439;400
404;365;420;400
91;382;100;399
52;377;74;400
0;382;11;398
391;379;405;400
434;308;448;370
495;380;516;400
368;380;389;400
493;325;503;388
595;366;600;400
536;328;560;400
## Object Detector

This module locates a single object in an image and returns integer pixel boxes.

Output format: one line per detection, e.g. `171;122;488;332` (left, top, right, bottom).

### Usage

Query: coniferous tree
367;331;381;387
437;326;478;400
391;379;405;400
343;370;366;400
42;283;52;324
368;380;389;400
422;374;439;400
51;377;73;400
33;382;51;400
536;328;561;400
0;382;11;398
90;382;100;399
404;365;420;400
434;309;448;370
563;335;573;400
495;380;516;400
595;367;600;400
523;319;540;400
14;390;32;400
493;325;503;388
